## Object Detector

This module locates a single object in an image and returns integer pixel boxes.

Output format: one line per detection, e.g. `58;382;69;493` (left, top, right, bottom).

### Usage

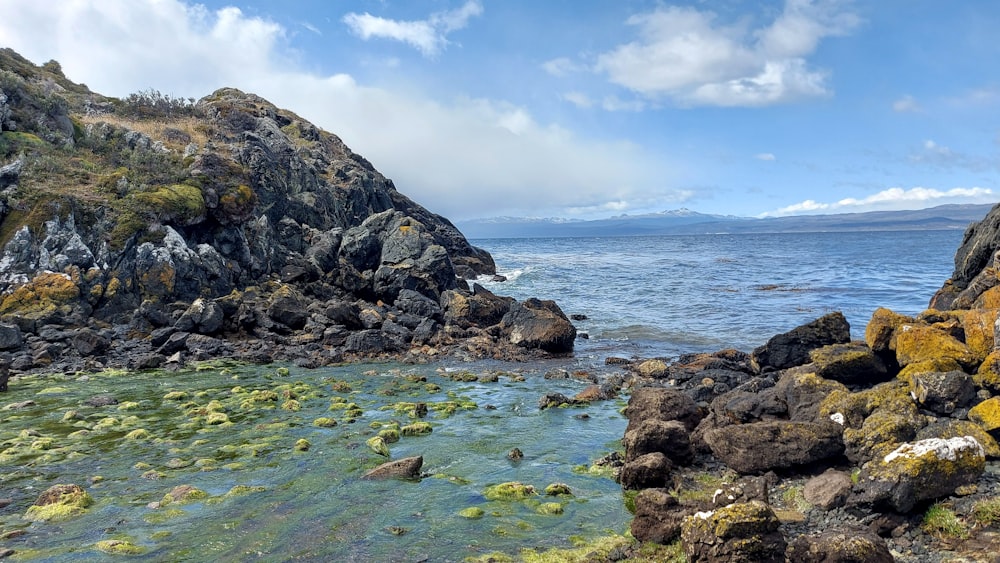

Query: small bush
921;503;969;540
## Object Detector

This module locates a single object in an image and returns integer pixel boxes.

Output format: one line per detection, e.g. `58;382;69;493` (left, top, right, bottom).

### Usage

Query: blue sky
1;1;998;220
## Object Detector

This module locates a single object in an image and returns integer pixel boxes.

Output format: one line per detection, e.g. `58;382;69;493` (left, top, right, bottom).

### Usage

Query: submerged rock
361;456;423;480
23;484;93;522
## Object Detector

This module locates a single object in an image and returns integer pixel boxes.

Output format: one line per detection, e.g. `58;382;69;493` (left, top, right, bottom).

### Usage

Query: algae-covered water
0;361;629;561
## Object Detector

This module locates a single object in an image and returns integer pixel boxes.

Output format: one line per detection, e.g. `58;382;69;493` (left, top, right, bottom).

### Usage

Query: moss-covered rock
897;357;963;385
95;539;145;555
808;342;887;385
962;308;999;361
865;307;914;354
484;482;537;501
401;422;432;436
819;381;926;464
536;502;564;515
458;506;485;519
893;323;979;370
366;435;390;457
855;436;985;512
0;271;80;322
916;419;1000;458
23;483;94;522
162;484;208;505
975;350;1000;394
969;397;1000;436
680;500;786;563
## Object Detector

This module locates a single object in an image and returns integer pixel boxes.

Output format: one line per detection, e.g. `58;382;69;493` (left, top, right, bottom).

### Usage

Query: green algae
401;422;433;436
485;482;537;501
23;484;94;522
459;506;486;518
367;436;390;457
95;538;145;555
313;417;338;428
294;438;311;452
536;502;565;515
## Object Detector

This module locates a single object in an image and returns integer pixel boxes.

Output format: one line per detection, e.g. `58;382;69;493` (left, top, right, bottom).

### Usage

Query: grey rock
361;456;423;480
911;369;975;415
786;529;893;563
0;324;23;351
500;298;576;353
705;421;844;474
751;312;851;372
681;500;786;563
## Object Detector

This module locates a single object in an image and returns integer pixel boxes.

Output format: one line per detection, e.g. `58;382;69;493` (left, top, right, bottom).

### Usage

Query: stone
808;342;887;385
71;328;110;356
864;307;914;356
623;419;693;465
931;203;1000;307
441;285;513;328
631;488;704;544
0;324;23;351
500;298;576;353
802;469;852;510
704;421;844;474
774;369;848;422
361;456;423;480
975;349;1000;394
680;500;786;563
619;452;673;490
624;387;702;433
175;298;224;335
785;529;893;563
537;392;574;409
893;323;978;370
962;308;999;360
23;484;94;522
853;436;985;512
266;286;309;330
751;312;851;372
909;369;975;415
969;397;1000;436
819;381;927;464
916;419;1000;459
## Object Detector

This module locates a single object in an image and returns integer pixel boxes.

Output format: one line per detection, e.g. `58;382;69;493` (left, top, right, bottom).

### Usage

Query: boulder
0;324;23;351
961;308;999;360
909;369;975;415
704;420;844;474
71;328;110;356
500;298;576;353
619;452;673;490
808;342;887;385
266;285;308;330
969;396;1000;437
361;456;423;480
175;298;224;335
623;419;693;465
631;488;705;544
785;529;893;563
624;387;702;433
893;323;978;370
975;349;1000;394
819;381;926;464
853;436;985;512
864;307;914;356
681;500;786;563
916;419;1000;458
931;203;1000;308
440;285;512;328
23;484;94;522
802;469;852;510
774;369;848;422
751;312;851;372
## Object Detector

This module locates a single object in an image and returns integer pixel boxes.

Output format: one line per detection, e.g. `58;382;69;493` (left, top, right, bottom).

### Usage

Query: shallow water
0;361;628;561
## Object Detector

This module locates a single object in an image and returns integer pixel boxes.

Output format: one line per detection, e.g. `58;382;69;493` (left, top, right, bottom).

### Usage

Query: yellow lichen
970;397;1000;433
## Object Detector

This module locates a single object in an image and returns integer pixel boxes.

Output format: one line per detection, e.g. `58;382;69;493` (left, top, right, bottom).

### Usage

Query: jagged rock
500;298;576;353
864;307;914;357
266;286;308;330
361;456;423;480
704;420;844;475
802;469;852;510
175;298;224;335
909;369;975;415
619;452;673;490
538;392;574;409
751;312;851;372
852;436;985;512
711;474;776;507
624;387;702;433
631;488;705;544
623;419;692;464
931;203;1000;309
819;381;927;464
681;500;786;563
785;529;893;563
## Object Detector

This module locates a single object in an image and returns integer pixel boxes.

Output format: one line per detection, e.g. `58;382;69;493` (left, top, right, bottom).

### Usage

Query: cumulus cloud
762;186;995;217
0;0;683;220
892;94;920;112
592;0;860;107
342;1;482;57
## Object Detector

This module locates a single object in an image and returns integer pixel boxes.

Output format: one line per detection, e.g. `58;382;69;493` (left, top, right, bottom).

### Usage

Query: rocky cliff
0;49;575;373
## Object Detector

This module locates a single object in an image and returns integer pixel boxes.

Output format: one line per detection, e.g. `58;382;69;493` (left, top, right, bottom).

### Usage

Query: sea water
0;230;967;561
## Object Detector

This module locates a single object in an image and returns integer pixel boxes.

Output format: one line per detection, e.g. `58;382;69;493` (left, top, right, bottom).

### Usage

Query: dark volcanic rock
619;452;673;490
704;420;844;474
624;387;702;434
751;312;851;372
681;500;786;563
623;419;693;465
931;202;1000;309
500;298;576;353
631;488;705;544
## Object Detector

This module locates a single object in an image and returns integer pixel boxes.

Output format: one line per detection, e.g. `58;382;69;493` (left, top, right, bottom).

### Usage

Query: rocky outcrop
931;202;1000;309
0;50;579;374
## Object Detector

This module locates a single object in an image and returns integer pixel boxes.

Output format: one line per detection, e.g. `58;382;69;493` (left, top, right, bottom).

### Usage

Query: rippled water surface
475;230;965;357
1;362;628;561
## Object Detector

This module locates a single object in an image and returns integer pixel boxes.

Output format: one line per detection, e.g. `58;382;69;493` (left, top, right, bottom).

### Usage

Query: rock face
931;202;1000;309
0;49;578;371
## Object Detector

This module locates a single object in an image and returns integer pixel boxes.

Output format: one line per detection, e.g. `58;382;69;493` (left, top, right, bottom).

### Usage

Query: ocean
475;230;967;358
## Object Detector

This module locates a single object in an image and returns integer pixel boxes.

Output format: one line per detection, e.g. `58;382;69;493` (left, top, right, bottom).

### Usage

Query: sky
1;0;999;221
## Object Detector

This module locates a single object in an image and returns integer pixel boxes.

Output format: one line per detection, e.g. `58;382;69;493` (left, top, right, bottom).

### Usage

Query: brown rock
802;469;852;510
361;456;423;480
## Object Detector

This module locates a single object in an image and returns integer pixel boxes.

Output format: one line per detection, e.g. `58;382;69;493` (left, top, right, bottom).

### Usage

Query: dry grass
78;114;210;151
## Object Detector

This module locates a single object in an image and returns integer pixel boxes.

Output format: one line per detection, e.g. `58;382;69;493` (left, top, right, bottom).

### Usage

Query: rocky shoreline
612;203;1000;562
0;49;578;383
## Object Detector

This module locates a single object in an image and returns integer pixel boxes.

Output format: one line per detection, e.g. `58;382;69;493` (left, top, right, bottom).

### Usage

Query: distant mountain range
456;204;997;239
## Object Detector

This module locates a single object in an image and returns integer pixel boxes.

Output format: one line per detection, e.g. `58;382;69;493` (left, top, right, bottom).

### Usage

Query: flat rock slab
361;456;423;480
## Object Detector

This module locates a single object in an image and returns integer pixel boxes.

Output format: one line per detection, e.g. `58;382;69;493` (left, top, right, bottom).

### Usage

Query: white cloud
762;186;995;217
592;0;859;107
342;1;482;57
892;94;920;113
0;0;681;220
910;139;996;172
542;57;586;77
755;153;777;161
562;91;593;108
